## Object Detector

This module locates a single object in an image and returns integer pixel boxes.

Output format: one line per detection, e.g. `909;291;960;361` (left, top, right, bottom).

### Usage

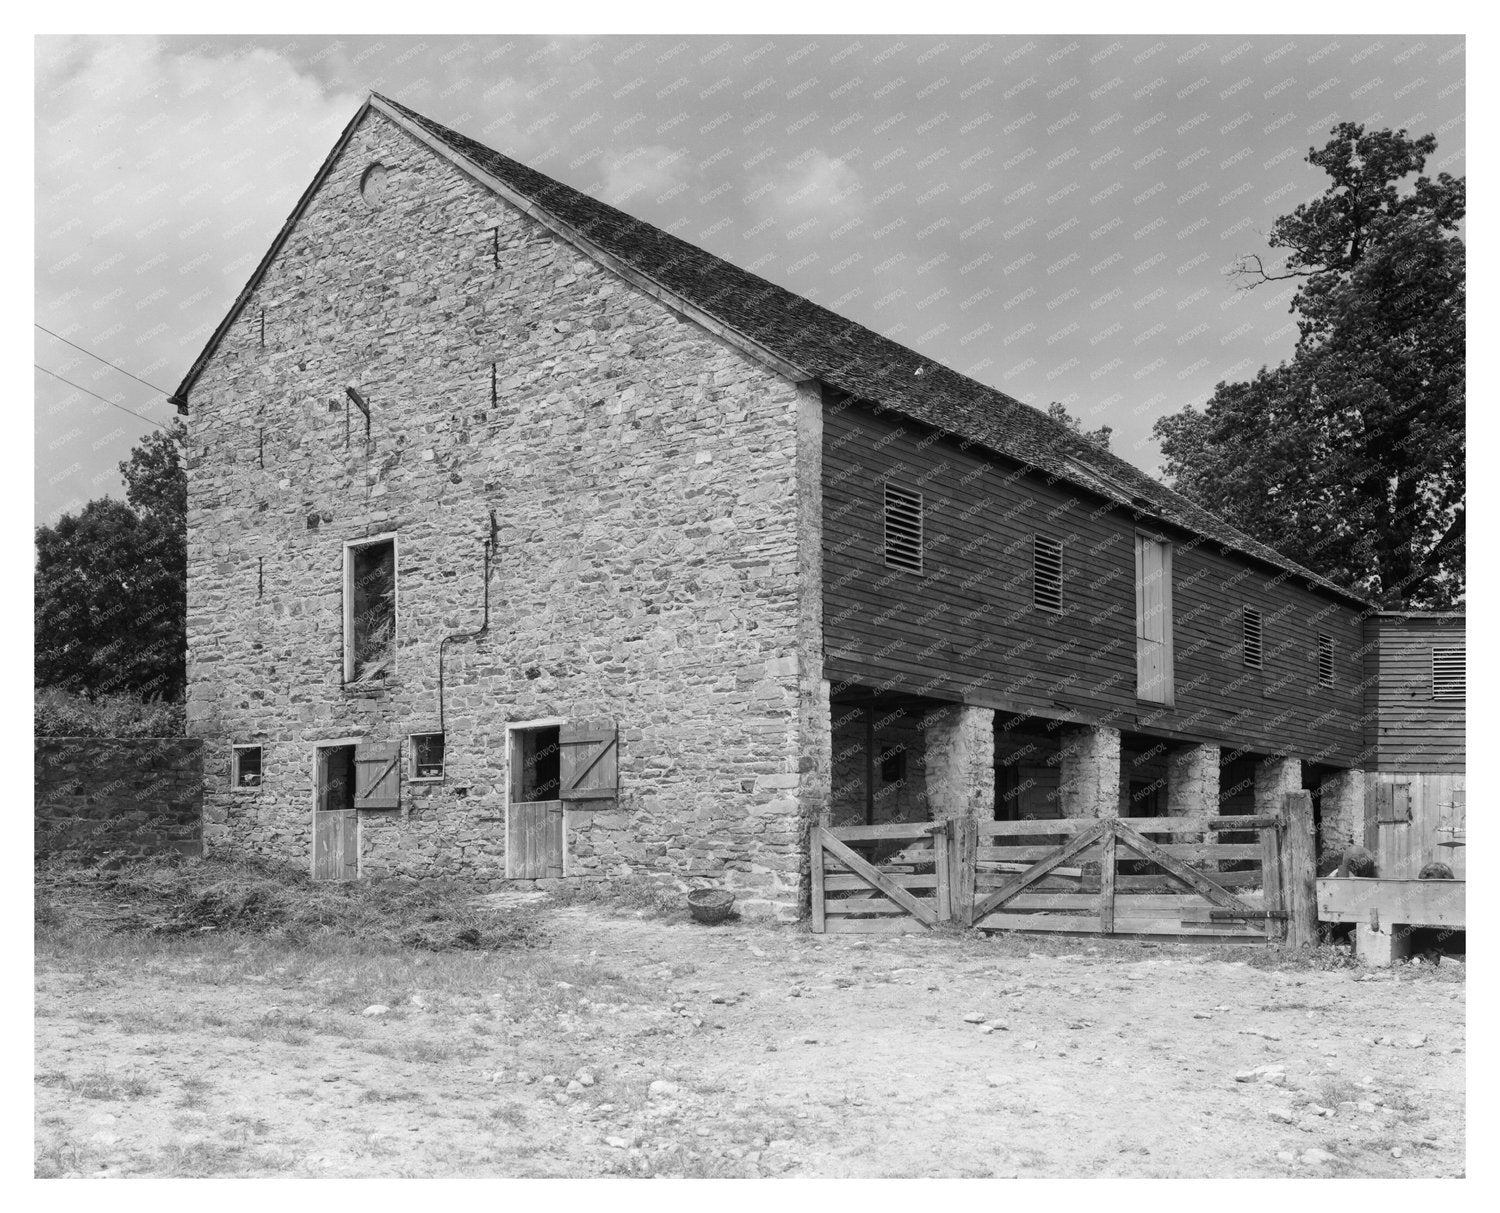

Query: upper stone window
360;163;390;209
345;535;397;685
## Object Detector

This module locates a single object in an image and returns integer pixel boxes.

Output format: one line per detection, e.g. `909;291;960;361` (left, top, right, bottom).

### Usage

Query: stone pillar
1318;768;1367;861
924;703;995;822
1167;742;1220;838
1058;725;1122;818
1253;755;1304;819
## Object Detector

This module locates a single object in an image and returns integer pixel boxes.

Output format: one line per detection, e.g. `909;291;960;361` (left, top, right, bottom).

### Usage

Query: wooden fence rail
811;793;1317;944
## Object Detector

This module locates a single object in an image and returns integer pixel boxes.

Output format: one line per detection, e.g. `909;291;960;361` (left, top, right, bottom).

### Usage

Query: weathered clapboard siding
823;396;1366;765
1365;771;1467;879
1362;614;1465;771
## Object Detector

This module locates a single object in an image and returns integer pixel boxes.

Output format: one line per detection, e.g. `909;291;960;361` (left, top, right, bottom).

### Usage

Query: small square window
411;733;446;780
880;747;906;784
232;745;263;789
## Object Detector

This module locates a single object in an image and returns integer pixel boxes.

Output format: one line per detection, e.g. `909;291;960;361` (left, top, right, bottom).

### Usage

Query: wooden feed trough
1316;876;1465;966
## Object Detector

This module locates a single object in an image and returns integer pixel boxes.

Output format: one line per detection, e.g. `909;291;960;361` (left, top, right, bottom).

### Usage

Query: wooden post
1362;777;1380;855
1282;791;1317;947
958;817;977;926
810;826;826;933
944;818;977;925
864;705;876;826
934;821;952;923
1099;821;1117;934
946;820;962;924
1261;802;1286;944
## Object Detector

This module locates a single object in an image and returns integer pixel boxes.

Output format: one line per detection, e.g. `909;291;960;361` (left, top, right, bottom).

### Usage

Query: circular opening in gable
360;163;390;209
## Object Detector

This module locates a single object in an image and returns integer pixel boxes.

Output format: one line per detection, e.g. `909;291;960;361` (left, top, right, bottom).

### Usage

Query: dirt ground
35;899;1465;1178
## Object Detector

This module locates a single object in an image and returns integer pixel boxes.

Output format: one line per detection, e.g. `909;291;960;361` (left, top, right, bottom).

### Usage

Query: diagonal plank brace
1112;820;1259;915
819;830;938;926
969;817;1110;923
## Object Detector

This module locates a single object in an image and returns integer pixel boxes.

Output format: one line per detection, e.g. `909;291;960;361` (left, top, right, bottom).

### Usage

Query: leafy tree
121;419;187;538
1046;401;1112;450
1156;124;1464;608
35;421;186;699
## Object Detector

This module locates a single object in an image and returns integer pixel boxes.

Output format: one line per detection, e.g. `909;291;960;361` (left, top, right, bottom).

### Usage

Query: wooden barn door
313;745;358;881
508;725;564;878
1368;775;1467;879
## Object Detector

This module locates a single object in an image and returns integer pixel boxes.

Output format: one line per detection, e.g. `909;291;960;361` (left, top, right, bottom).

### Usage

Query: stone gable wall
35;738;203;861
185;110;819;915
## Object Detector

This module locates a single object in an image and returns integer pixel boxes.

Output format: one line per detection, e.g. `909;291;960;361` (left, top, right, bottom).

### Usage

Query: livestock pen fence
810;792;1319;944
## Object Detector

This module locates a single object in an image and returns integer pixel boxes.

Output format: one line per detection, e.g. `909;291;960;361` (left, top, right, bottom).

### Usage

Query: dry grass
36;854;545;952
35;857;1464;1179
36;1068;156;1100
546;875;687;915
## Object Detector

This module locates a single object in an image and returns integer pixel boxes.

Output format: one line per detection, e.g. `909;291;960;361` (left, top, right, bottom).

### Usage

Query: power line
33;364;166;430
34;323;174;397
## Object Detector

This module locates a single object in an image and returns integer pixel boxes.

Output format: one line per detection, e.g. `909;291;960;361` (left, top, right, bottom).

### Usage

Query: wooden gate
962;815;1283;941
810;797;1316;943
809;821;954;934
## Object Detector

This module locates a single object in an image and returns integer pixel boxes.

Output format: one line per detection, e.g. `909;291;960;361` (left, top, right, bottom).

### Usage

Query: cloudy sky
33;33;1465;524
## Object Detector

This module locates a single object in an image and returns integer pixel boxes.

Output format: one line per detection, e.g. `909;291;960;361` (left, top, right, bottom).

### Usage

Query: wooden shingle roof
173;93;1370;607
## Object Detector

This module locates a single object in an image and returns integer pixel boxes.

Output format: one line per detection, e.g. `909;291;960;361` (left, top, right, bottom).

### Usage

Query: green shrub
35;687;184;738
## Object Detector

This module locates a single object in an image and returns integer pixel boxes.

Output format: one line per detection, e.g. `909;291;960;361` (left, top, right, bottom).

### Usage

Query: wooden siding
1362;615;1466;771
823;397;1367;765
1365;771;1466;879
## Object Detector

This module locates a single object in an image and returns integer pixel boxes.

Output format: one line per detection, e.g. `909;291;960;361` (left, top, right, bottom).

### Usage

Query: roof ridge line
169;92;1373;609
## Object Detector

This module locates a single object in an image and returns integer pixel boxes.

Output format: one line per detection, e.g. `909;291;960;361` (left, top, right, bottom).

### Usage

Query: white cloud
596;145;692;210
758;150;865;222
34;36;361;521
780;151;864;217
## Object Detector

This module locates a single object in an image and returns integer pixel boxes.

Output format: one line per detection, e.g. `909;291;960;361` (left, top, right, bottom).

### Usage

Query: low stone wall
35;738;204;861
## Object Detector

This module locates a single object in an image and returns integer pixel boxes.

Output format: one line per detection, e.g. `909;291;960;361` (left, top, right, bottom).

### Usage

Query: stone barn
173;94;1386;919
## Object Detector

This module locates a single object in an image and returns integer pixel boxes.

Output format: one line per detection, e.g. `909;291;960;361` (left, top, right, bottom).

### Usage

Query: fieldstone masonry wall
35;738;203;860
828;705;929;825
1167;742;1220;825
925;704;995;822
1253;756;1304;821
1318;769;1367;858
1059;725;1121;818
186;110;817;916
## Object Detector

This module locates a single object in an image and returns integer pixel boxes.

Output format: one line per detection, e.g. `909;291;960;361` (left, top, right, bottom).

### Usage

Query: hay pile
36;854;544;952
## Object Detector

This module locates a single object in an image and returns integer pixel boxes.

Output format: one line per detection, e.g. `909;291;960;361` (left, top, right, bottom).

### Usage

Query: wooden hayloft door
507;720;618;878
1135;534;1175;706
314;745;357;881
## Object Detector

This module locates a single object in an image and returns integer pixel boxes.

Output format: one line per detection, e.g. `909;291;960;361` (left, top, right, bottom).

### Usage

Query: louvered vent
883;483;923;573
1033;535;1063;612
1433;648;1465;699
1243;606;1263;669
1318;633;1335;687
